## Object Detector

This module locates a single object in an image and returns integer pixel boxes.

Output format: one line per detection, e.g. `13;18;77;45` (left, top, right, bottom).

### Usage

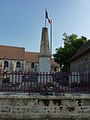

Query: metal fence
0;71;90;94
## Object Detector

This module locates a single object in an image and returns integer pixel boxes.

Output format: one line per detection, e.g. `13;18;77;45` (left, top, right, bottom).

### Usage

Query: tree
53;33;87;72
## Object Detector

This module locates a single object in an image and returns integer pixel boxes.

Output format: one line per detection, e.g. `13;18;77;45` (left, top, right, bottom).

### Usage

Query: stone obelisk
39;27;51;72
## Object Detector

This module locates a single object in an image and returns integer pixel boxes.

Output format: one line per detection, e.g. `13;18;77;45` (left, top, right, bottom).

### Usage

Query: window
4;61;8;68
16;61;21;68
31;63;34;68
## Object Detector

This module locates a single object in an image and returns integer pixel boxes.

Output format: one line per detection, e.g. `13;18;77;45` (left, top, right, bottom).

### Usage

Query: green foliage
54;33;87;72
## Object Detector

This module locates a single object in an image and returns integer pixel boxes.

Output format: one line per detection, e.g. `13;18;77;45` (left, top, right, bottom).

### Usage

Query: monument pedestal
40;57;51;73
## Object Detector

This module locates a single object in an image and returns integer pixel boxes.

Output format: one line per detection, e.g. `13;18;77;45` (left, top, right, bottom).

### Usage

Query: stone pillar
39;27;51;73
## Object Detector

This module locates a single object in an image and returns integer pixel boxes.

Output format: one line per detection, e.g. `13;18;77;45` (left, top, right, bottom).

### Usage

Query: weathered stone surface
39;27;51;72
40;27;51;57
39;57;51;72
0;94;90;119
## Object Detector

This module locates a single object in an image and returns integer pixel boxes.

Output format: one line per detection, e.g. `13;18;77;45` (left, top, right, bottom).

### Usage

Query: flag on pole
45;8;52;55
46;10;51;24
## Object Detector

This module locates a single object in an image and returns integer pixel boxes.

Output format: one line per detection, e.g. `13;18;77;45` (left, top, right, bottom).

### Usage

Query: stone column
39;27;51;73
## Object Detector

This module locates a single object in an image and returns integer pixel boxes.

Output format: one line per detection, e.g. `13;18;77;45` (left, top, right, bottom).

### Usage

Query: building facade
69;40;90;73
0;45;60;72
0;45;25;72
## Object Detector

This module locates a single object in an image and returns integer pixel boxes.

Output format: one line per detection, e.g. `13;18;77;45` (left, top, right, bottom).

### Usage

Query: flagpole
45;7;46;27
50;20;52;56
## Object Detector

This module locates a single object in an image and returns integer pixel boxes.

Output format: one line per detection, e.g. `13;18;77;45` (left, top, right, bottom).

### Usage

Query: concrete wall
0;94;90;120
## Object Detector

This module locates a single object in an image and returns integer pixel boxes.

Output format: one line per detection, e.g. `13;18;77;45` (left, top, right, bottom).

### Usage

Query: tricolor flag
46;10;51;24
45;9;52;55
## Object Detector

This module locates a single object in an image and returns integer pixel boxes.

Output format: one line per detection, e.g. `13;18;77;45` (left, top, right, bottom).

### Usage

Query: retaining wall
0;93;90;120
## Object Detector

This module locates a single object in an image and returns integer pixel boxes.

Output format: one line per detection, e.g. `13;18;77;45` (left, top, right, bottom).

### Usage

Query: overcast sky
0;0;90;53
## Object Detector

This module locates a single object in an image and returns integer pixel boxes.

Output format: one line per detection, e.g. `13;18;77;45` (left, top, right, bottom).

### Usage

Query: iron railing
0;71;90;94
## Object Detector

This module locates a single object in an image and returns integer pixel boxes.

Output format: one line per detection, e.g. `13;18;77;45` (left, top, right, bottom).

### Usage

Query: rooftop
0;45;59;68
0;45;25;60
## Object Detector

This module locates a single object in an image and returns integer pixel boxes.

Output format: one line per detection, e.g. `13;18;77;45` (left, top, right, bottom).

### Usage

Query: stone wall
0;94;90;120
70;51;90;72
25;62;39;72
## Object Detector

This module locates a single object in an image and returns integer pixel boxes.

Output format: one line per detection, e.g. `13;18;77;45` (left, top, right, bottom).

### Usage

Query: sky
0;0;90;54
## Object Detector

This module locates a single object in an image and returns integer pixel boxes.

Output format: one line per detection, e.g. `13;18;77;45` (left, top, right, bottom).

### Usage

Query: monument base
39;57;51;73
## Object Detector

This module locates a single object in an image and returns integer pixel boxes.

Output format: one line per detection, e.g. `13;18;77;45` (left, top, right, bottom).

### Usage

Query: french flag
46;10;51;24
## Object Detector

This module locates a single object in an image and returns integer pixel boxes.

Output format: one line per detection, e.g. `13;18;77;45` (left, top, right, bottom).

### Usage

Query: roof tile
0;45;25;60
